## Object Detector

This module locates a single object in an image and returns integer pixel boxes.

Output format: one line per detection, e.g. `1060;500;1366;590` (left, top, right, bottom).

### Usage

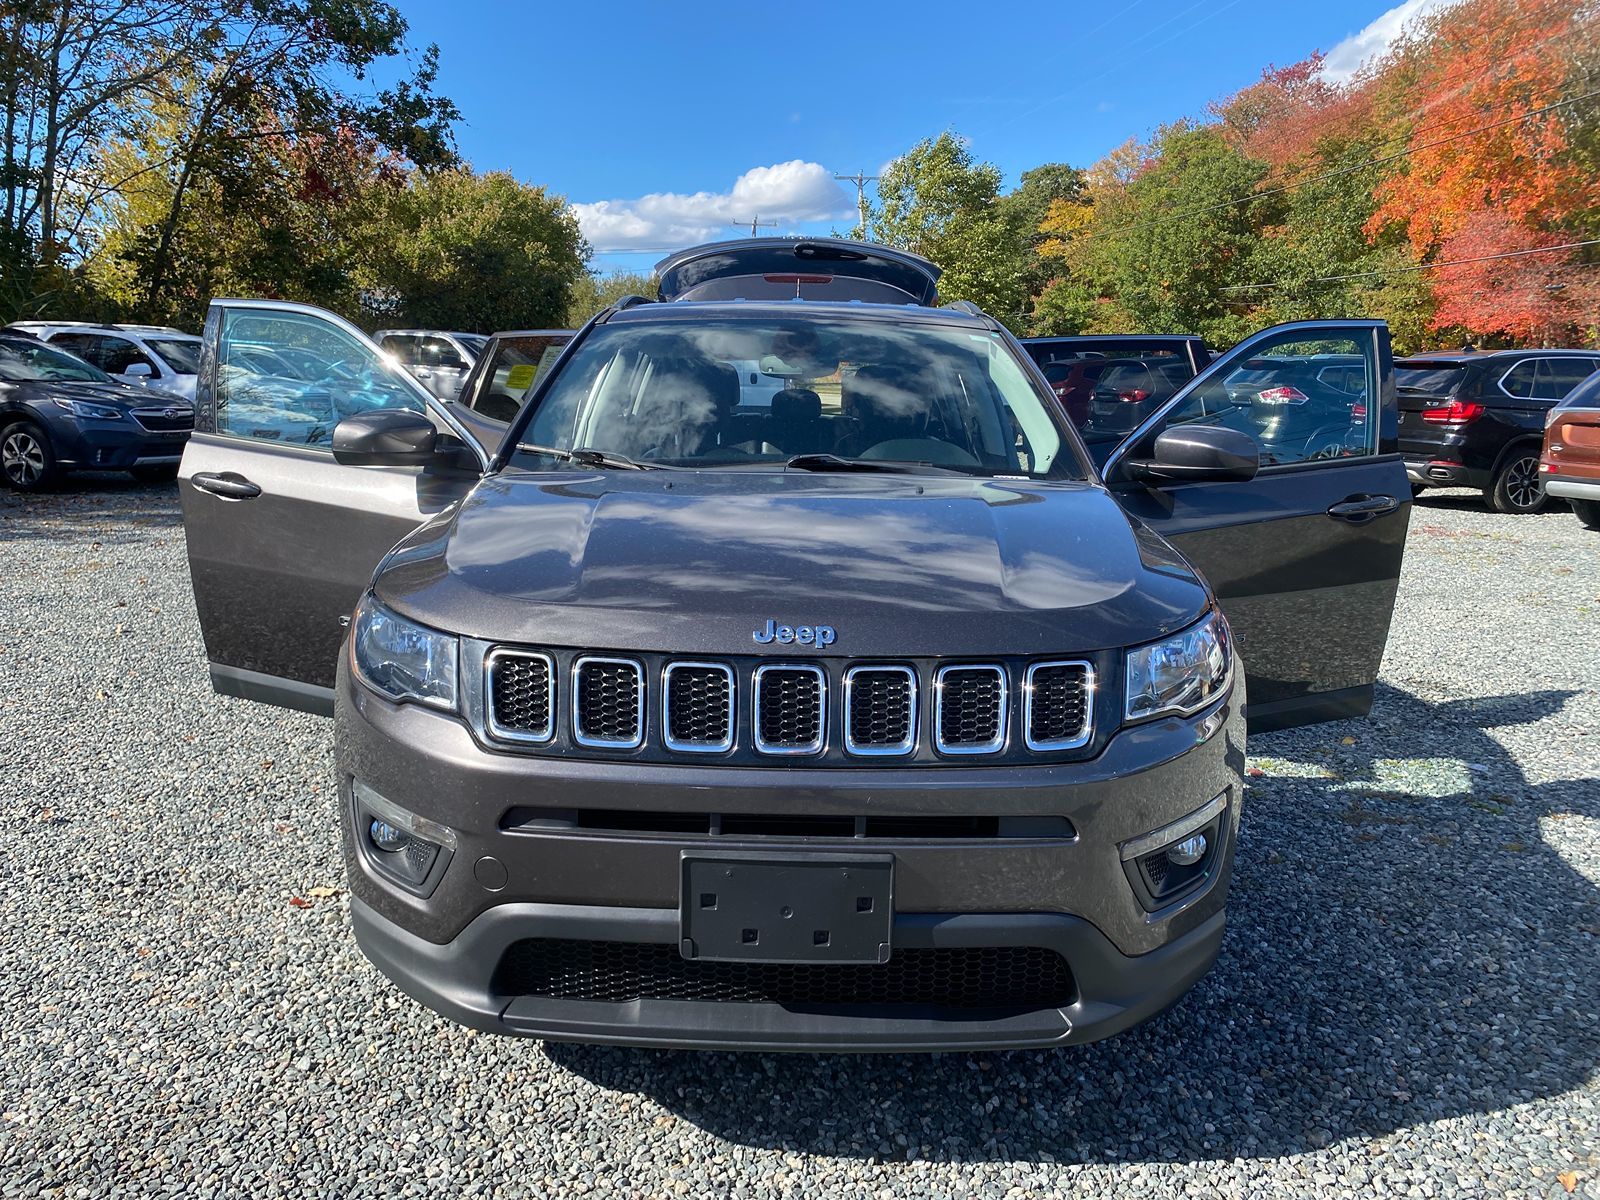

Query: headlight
1125;611;1232;722
54;397;125;420
350;594;458;711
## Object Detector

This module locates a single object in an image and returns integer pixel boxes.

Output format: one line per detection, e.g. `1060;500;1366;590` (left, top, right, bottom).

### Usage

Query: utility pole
834;170;878;239
731;215;779;237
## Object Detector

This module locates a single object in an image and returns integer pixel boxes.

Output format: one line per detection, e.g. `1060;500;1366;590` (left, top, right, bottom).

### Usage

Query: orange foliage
1429;211;1600;340
1212;55;1375;169
1367;0;1595;251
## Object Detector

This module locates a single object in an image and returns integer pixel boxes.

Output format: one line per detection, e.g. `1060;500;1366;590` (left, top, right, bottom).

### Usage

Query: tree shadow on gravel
545;682;1599;1165
0;475;181;544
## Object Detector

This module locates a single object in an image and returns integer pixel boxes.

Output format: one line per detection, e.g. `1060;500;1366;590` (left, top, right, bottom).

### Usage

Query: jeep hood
374;470;1209;656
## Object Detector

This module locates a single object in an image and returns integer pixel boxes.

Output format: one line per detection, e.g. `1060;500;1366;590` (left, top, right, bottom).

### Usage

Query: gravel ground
0;478;1596;1199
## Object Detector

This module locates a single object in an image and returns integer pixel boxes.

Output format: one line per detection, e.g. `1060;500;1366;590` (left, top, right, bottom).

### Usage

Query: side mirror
123;362;153;379
1125;425;1260;485
332;408;439;466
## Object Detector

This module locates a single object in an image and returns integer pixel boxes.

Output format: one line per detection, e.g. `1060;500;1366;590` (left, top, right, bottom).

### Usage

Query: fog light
369;819;409;852
1167;833;1207;866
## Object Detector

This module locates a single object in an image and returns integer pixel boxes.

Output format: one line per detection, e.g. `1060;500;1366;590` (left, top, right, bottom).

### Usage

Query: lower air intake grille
754;665;825;754
496;940;1075;1011
573;657;643;748
1026;661;1092;750
488;651;553;740
936;666;1006;753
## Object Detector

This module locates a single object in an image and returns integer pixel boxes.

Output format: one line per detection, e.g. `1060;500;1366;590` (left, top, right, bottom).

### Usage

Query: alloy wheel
1504;455;1543;510
2;430;43;486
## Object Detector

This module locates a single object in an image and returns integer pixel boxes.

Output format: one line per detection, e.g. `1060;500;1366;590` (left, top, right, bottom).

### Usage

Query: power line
1083;85;1600;245
1218;238;1600;293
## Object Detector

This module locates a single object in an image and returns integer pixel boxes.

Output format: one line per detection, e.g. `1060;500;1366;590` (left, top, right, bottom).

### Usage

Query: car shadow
543;682;1598;1164
0;473;182;543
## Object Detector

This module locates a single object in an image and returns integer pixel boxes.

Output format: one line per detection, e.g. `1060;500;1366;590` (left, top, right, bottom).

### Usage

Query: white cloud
573;160;853;253
1320;0;1453;82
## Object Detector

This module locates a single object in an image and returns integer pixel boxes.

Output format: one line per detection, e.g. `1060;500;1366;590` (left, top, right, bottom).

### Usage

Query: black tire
130;463;179;484
1488;448;1547;514
1572;497;1600;530
0;420;59;492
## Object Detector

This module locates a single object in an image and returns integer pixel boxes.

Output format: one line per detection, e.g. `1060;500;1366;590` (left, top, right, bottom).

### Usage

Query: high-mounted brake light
1255;385;1308;404
764;274;832;284
1420;400;1486;423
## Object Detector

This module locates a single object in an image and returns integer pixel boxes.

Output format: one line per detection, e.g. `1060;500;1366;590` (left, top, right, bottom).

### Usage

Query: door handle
1327;493;1398;522
191;471;261;500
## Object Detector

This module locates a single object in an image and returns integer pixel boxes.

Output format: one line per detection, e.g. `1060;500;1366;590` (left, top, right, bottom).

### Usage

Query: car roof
1400;349;1600;362
374;328;480;338
1022;334;1205;346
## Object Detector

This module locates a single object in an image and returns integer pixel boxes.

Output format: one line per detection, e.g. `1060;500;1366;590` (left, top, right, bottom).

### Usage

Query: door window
420;337;467;370
1500;360;1539;398
97;336;157;375
1536;358;1600;400
380;335;422;365
467;334;572;423
216;309;423;448
49;333;112;369
1125;332;1377;469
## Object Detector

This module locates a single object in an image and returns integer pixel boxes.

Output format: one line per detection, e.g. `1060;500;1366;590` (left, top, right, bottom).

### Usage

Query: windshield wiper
784;453;931;474
517;443;654;470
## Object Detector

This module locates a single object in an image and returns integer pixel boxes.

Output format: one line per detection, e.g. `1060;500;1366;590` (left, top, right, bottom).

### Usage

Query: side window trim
200;299;489;470
1497;358;1541;400
1102;319;1385;481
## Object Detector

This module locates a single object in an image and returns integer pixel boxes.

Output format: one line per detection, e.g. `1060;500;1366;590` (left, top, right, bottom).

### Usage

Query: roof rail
612;294;654;311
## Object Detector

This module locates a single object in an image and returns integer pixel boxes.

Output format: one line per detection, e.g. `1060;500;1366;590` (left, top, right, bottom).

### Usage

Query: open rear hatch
655;238;941;305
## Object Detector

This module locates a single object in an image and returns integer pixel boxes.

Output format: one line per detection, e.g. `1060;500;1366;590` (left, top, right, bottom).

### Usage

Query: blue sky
389;0;1443;271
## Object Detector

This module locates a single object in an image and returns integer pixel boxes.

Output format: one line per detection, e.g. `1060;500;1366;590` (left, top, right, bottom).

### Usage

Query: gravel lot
1;478;1596;1199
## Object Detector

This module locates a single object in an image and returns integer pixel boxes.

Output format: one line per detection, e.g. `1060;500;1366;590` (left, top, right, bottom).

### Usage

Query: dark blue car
0;332;193;491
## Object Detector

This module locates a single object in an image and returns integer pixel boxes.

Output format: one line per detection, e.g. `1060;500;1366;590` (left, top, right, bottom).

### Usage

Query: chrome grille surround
130;406;195;432
933;664;1008;755
752;663;826;755
485;648;556;743
661;661;735;753
571;656;646;749
1023;660;1095;752
842;665;917;756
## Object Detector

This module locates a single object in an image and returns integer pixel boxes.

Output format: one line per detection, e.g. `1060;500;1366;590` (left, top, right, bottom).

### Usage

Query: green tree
868;132;1029;328
566;270;657;327
361;169;588;333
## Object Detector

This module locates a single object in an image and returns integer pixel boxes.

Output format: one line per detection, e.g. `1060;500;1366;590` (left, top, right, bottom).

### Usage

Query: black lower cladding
493;939;1077;1012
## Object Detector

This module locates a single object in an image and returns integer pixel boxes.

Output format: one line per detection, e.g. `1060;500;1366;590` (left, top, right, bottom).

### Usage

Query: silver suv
7;322;201;401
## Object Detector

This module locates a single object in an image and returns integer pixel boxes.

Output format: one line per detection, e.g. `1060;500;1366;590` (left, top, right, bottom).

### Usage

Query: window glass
0;337;110;382
380;335;421;364
1132;334;1376;469
1536;358;1600;400
145;337;200;374
96;336;156;374
49;333;110;368
217;309;423;448
1396;365;1465;395
1500;361;1538;398
420;337;467;370
512;317;1077;478
468;334;572;423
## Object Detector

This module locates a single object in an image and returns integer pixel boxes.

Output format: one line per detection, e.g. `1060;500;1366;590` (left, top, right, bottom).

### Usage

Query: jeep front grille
843;666;915;755
487;650;554;742
1025;661;1093;750
753;664;825;754
662;662;734;752
935;665;1007;754
572;656;644;748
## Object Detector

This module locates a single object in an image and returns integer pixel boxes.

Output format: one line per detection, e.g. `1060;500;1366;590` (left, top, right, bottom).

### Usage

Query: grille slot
935;665;1007;754
496;940;1075;1012
662;662;734;752
486;650;555;742
843;665;916;755
130;406;194;432
572;656;644;748
1025;661;1093;751
753;664;826;754
501;808;1073;840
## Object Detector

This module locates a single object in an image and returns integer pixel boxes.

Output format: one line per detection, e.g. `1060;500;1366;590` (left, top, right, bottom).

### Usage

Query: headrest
771;388;822;422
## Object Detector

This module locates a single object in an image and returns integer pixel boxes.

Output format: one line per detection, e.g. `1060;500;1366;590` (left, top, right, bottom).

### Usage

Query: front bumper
54;420;190;470
336;658;1246;1050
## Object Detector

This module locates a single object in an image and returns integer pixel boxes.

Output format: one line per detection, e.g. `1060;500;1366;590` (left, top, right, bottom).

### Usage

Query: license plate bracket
679;851;893;964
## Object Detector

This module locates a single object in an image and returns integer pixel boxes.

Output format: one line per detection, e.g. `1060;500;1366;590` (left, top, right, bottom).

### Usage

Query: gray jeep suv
178;239;1409;1050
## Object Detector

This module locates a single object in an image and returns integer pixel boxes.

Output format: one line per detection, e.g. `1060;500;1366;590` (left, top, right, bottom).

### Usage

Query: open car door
1101;320;1410;731
180;300;486;716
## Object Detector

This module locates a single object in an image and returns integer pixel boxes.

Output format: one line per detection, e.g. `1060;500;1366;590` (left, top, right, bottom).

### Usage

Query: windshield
145;337;200;374
0;338;110;383
1395;366;1466;394
510;316;1080;478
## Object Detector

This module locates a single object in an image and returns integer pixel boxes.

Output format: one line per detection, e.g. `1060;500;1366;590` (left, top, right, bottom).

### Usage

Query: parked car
1541;370;1600;530
375;329;488;401
1397;349;1600;513
178;238;1408;1051
1217;353;1370;463
1021;335;1209;450
0;333;192;490
449;330;574;429
5;321;201;401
